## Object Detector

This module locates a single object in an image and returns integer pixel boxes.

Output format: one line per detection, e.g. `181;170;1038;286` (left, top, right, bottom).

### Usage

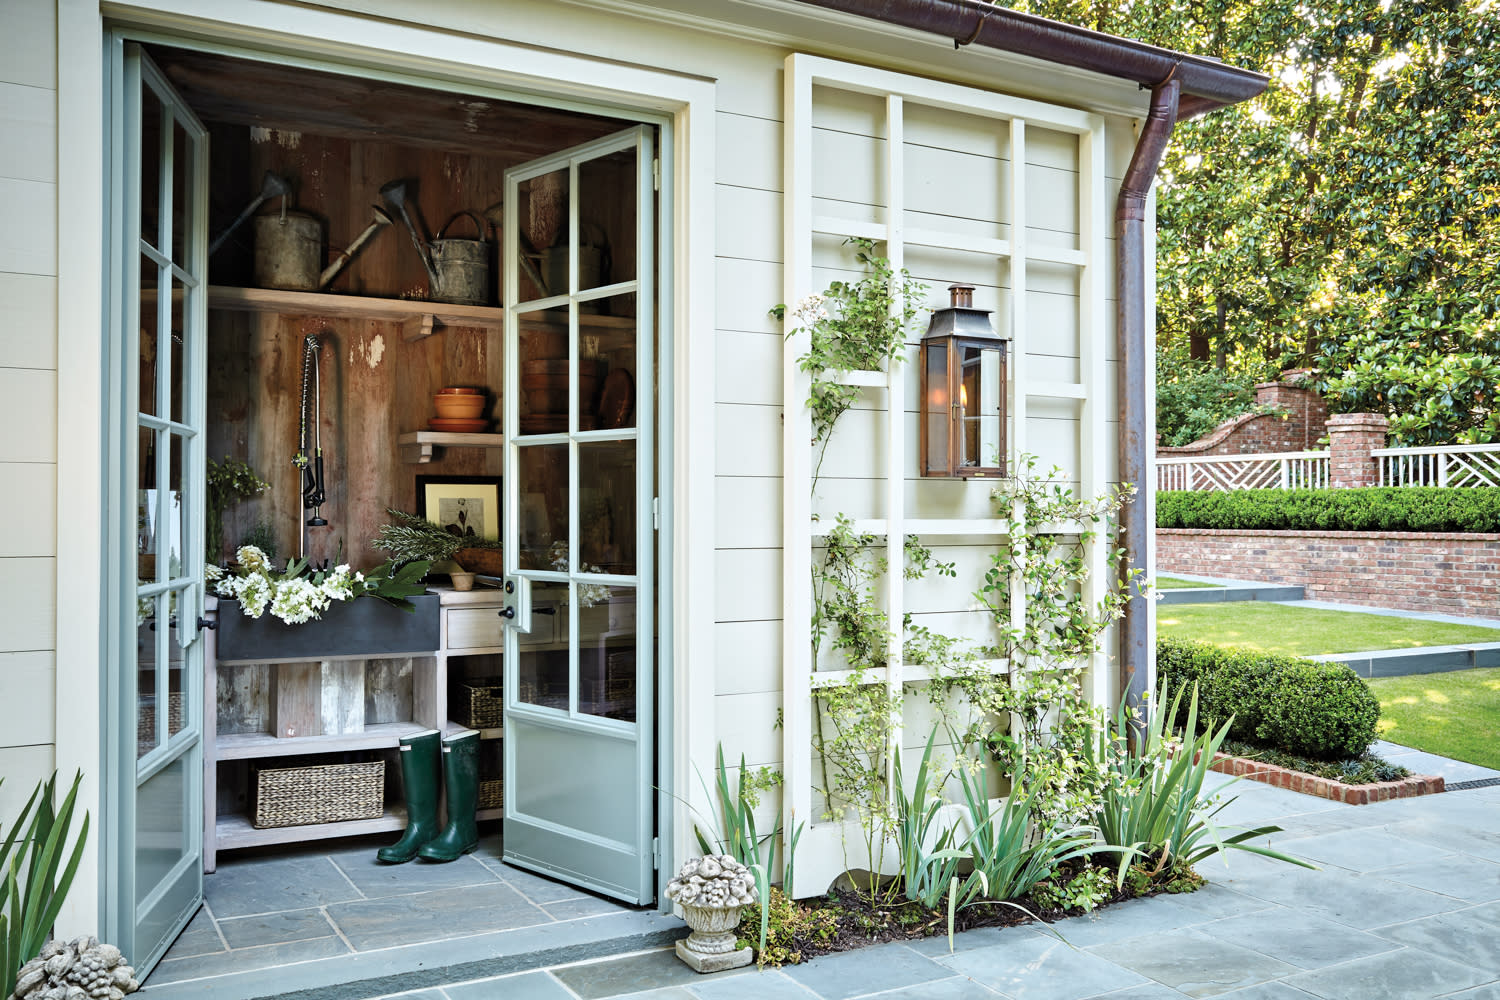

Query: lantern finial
948;283;975;308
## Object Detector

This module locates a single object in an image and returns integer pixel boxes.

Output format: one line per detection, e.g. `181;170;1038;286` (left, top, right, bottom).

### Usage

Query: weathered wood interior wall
184;50;635;568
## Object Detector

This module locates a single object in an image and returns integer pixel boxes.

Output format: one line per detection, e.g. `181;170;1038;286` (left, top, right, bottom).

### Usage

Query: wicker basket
251;760;385;829
453;678;505;729
136;693;185;757
478;775;504;811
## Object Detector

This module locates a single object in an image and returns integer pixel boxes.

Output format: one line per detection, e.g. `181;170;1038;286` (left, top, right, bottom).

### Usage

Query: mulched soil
775;873;1145;963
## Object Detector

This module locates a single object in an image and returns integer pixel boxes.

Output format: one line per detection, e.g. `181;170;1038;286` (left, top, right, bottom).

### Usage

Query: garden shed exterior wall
7;0;1155;932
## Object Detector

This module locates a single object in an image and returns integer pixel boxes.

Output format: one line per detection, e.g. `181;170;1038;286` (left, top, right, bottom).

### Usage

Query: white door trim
57;0;716;933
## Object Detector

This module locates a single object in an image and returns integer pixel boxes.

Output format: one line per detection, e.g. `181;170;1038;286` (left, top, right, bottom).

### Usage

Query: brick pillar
1327;413;1388;488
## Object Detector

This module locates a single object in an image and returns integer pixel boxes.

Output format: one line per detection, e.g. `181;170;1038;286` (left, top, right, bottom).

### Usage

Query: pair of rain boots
377;729;480;864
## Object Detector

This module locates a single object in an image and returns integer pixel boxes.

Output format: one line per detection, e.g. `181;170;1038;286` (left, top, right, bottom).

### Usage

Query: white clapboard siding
0;177;57;276
716;329;784;405
714;620;783;697
0;747;56;823
0;462;57;557
0;273;59;370
715;257;783;334
716;184;784;262
0;651;56;748
717;111;783;193
0;0;55;90
714;402;781;478
716;690;784;767
715;475;784;549
0;81;57;184
0;557;56;652
0;369;57;463
714;547;784;624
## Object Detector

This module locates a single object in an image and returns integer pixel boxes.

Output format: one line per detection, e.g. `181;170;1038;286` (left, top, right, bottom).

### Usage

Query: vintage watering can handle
435;210;488;242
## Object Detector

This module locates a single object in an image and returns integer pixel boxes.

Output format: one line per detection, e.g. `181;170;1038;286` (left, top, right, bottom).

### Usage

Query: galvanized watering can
380;180;491;306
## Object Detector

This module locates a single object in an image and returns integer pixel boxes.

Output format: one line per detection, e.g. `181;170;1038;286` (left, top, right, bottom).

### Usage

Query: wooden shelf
205;285;504;341
398;431;505;464
205;285;637;341
477;807;505;822
216;806;408;850
216;721;432;761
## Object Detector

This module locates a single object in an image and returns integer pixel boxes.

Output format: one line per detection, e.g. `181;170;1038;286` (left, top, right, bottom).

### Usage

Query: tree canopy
1010;0;1500;445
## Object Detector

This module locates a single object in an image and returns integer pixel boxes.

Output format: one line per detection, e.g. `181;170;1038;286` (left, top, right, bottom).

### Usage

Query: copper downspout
1117;77;1180;713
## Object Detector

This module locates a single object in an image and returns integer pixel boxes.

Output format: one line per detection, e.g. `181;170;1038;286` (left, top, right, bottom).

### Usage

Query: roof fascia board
555;0;1155;119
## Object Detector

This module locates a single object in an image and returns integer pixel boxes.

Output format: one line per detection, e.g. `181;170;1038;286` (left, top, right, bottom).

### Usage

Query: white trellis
780;54;1113;898
1374;443;1500;487
1155;451;1330;491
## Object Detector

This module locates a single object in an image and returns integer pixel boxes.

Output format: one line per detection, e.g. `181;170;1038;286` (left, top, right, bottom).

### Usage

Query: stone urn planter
665;854;758;973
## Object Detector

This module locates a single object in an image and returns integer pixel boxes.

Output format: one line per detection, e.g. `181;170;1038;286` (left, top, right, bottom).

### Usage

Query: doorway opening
115;39;666;983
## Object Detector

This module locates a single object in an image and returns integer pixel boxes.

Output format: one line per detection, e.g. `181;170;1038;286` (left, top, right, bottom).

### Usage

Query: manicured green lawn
1155;575;1222;590
1157;602;1500;657
1368;668;1500;770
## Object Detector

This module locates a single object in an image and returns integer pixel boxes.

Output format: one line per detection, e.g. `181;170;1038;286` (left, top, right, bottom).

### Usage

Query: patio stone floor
348;768;1500;1000
139;830;684;999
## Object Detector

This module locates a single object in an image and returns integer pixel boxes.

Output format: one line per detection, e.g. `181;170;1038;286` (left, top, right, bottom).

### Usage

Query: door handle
197;616;218;631
498;606;516;619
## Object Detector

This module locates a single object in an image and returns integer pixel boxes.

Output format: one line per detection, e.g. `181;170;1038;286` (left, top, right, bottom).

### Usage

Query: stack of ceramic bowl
430;387;488;432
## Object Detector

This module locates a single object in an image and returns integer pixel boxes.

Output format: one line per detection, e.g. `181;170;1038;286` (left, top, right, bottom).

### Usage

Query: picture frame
415;475;501;543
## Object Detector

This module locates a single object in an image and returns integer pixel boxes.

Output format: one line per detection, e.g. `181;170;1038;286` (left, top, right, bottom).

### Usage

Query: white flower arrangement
212;546;372;626
547;540;612;608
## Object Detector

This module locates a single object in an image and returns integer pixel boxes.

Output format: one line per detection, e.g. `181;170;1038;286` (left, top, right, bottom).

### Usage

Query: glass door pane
502;126;656;904
115;43;208;976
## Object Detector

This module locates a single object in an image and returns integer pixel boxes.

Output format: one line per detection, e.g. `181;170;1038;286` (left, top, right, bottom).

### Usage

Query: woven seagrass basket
478;775;504;811
251;760;385;829
453;678;504;729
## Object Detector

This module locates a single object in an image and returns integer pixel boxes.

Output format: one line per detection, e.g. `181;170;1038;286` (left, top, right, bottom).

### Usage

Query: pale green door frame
501;125;660;904
101;38;210;974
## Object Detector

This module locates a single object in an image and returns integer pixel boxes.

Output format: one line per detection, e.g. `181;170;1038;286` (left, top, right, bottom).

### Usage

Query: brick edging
1209;752;1445;805
1157;527;1500;543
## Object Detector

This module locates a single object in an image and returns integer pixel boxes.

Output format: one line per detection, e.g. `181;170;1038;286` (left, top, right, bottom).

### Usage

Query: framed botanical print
415;475;501;542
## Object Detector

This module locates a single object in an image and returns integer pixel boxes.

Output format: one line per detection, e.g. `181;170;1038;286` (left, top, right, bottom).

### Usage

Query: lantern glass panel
924;341;952;476
960;343;1005;472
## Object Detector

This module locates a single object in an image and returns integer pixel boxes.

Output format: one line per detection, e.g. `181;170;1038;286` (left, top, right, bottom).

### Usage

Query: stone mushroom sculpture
9;936;139;1000
665;853;758;973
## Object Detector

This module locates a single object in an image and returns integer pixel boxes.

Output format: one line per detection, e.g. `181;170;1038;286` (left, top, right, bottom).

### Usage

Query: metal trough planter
216;593;440;662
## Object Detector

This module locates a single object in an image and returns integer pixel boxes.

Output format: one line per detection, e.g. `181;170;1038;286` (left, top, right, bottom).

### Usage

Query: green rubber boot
418;730;480;862
377;729;442;863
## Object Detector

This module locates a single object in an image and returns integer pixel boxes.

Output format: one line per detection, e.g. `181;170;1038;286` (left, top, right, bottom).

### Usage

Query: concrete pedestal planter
216;593;440;662
665;854;757;973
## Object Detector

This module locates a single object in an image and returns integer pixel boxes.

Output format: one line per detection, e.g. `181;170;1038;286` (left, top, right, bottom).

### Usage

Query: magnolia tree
1009;0;1500;445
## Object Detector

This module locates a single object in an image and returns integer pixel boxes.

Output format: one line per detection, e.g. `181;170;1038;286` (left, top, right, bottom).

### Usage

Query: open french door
500;126;657;903
106;42;209;972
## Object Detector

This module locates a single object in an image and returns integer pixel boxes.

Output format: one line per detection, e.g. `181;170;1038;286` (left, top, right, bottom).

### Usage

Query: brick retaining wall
1157;528;1500;616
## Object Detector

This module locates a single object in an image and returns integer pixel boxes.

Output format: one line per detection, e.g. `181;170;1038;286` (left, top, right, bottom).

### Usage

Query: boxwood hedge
1156;636;1380;761
1156;487;1500;533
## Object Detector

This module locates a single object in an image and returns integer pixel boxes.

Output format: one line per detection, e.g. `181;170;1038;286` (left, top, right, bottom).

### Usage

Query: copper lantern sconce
920;283;1009;478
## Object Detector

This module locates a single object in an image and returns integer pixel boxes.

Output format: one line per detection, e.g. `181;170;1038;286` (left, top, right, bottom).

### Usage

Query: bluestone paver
941;931;1151;999
1281;947;1492;1000
782;942;953;1000
1089;929;1299;998
1193;909;1395;970
443;970;575;1000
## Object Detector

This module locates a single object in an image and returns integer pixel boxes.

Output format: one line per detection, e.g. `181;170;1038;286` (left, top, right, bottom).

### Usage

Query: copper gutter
788;0;1267;710
787;0;1266;118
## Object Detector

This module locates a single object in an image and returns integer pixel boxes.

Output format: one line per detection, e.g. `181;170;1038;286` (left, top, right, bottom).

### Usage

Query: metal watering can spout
379;179;440;286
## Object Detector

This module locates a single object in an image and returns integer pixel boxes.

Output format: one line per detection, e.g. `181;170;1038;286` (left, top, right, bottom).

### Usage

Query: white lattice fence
1374;444;1500;487
1156;451;1329;491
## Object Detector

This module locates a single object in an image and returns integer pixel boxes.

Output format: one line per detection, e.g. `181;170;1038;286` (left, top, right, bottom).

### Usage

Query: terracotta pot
433;394;487;419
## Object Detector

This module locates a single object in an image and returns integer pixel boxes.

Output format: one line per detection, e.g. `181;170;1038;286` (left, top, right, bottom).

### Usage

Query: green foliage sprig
1;772;90;999
774;238;927;481
1156;487;1500;533
1155;350;1284;447
206;457;269;563
372;509;470;564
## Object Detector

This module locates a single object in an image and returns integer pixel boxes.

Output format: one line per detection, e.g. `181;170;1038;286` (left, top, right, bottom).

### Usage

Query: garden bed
1208;751;1443;804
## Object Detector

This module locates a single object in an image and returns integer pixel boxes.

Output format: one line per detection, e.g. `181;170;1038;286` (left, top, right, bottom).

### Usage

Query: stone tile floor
141;830;680;998
348;769;1500;1000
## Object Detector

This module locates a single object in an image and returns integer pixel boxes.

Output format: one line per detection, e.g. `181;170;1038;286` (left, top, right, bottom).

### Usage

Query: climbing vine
778;243;1140;853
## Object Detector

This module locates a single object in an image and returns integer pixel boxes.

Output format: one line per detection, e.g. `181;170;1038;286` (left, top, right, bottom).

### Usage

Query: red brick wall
1157;528;1500;616
1158;375;1330;458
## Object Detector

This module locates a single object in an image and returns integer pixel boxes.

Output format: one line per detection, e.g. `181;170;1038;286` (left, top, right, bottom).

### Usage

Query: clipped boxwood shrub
1156;487;1500;533
1157;636;1380;761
